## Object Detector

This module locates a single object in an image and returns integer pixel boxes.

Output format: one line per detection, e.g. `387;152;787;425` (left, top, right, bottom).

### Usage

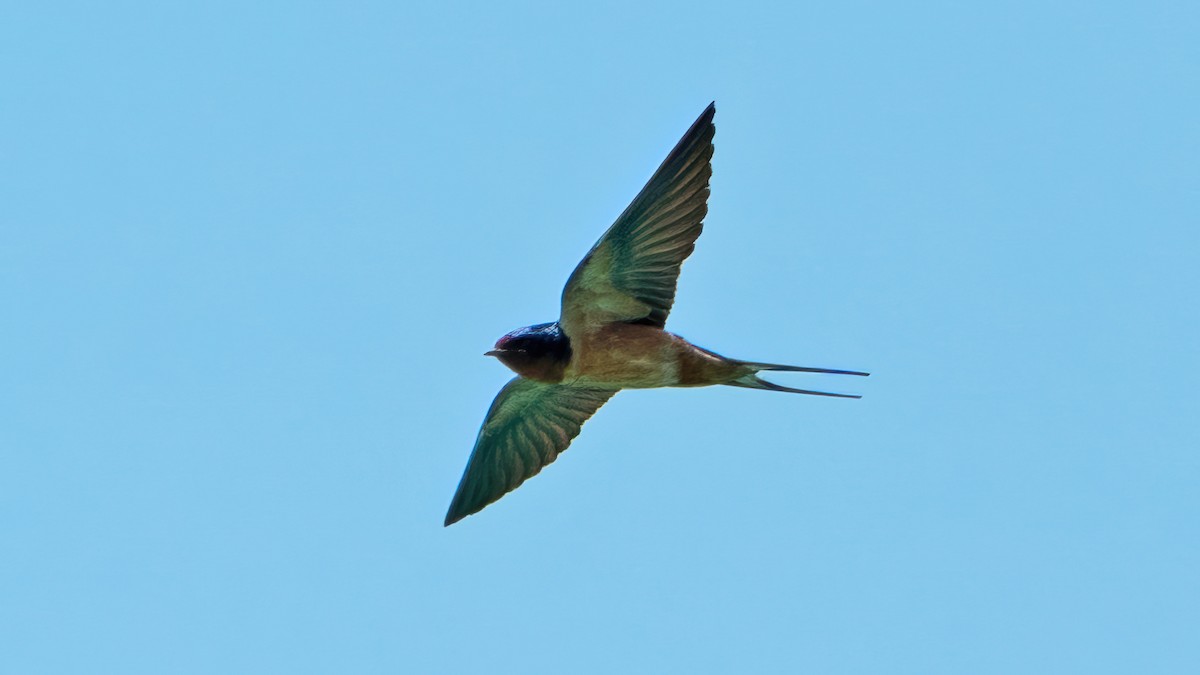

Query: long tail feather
724;360;869;398
737;361;870;377
727;374;862;398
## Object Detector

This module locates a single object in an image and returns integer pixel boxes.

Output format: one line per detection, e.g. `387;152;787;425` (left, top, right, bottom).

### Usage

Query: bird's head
485;322;572;382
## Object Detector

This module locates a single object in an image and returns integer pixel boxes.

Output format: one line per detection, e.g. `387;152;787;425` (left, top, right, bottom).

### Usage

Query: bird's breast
565;324;688;388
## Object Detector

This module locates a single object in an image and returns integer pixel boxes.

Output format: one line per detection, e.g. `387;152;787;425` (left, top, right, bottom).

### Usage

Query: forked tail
726;360;870;399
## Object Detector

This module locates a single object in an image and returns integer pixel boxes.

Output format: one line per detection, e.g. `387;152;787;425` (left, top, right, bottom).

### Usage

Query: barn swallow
444;102;868;526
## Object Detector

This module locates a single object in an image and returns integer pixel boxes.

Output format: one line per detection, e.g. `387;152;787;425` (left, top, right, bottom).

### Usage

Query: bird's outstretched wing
445;377;618;526
560;103;715;336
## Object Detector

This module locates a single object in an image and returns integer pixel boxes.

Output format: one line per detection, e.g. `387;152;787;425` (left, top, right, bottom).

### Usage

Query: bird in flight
444;102;867;526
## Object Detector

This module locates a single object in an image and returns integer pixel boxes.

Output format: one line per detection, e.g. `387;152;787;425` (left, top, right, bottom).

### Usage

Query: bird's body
493;321;742;389
445;103;868;526
570;324;742;389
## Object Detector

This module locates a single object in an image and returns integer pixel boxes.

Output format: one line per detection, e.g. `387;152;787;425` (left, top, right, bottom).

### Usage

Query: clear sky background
2;2;1197;673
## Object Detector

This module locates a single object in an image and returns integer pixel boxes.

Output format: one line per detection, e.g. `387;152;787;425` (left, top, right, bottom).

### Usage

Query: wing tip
697;101;716;134
444;498;478;527
443;501;466;527
677;102;716;147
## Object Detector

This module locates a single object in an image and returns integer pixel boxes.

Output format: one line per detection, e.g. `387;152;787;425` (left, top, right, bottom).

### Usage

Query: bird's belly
574;353;679;388
566;326;681;388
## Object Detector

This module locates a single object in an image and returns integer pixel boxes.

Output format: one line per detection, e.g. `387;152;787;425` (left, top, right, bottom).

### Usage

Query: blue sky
2;1;1197;673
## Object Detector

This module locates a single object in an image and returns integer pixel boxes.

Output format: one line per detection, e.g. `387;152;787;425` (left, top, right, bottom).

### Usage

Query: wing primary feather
560;103;716;333
445;378;618;526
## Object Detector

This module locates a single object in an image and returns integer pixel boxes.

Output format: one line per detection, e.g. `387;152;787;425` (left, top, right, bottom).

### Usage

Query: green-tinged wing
560;103;715;335
445;377;618;526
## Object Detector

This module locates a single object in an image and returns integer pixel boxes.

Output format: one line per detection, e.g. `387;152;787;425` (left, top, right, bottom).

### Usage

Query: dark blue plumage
495;322;572;362
486;322;573;383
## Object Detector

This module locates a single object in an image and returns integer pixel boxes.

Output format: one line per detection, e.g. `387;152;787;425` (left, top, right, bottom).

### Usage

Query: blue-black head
486;322;572;382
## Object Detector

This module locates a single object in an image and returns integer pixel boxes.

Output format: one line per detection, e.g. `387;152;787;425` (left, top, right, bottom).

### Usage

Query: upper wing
560;103;715;336
444;377;618;526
